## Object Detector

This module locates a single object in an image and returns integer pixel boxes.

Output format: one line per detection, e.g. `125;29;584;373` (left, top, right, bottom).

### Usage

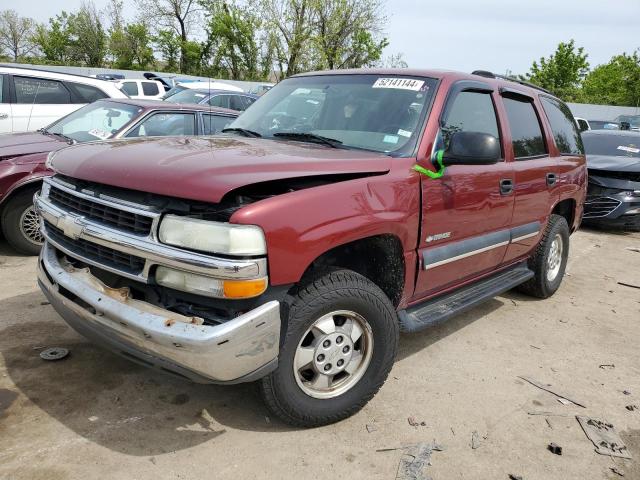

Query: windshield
162;85;187;100
615;115;640;128
226;74;437;155
583;133;640;158
47;101;141;142
164;89;208;104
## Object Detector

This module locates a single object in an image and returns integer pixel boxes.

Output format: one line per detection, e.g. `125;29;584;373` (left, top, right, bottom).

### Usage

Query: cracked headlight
158;215;267;256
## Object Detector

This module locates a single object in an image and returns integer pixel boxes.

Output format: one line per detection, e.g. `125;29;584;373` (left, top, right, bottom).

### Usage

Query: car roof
97;97;239;115
0;64;114;86
291;68;557;100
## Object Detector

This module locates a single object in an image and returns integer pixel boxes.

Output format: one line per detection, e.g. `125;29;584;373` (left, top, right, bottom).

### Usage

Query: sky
14;0;640;75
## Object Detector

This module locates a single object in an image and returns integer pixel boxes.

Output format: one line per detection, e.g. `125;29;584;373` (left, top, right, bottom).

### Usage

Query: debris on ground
610;466;625;477
408;416;426;427
527;411;571;417
617;281;640;290
623;390;632;396
471;431;486;449
625;405;638;412
547;443;562;455
508;475;523;480
599;364;615;369
39;347;69;361
576;416;632;459
530;345;541;350
88;416;98;422
557;398;572;406
545;418;553;429
625;247;640;253
395;442;444;480
518;376;586;408
366;423;378;433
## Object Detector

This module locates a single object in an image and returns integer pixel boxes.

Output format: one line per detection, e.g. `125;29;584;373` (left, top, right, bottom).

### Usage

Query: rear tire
1;187;43;256
260;269;399;427
517;214;569;299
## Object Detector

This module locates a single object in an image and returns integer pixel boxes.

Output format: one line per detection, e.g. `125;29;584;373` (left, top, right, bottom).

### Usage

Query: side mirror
442;131;501;166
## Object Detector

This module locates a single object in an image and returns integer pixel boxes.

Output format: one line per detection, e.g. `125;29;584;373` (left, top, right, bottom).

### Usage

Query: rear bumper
38;242;281;384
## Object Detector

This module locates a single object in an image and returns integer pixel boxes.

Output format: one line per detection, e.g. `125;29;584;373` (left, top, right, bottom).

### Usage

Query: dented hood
0;131;64;160
587;155;640;173
50;136;392;203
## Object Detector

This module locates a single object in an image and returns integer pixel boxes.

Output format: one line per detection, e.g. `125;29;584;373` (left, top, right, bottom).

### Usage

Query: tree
155;29;181;71
202;1;260;80
110;22;155;69
0;10;37;61
312;0;387;70
66;2;107;67
579;52;640;107
524;40;589;101
383;52;408;68
33;13;73;64
135;0;200;73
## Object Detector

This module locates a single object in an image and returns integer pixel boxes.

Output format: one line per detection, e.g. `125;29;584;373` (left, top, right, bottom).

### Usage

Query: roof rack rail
470;70;552;95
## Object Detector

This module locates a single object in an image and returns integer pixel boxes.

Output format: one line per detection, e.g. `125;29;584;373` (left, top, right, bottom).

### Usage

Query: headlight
158;215;266;256
45;150;57;170
155;266;267;299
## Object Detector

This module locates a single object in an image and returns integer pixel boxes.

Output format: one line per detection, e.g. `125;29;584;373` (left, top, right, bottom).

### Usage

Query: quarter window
121;81;139;96
141;82;160;96
540;97;584;155
441;91;501;155
502;96;547;158
209;94;231;109
14;76;71;104
202;114;234;135
66;82;108;103
126;112;195;137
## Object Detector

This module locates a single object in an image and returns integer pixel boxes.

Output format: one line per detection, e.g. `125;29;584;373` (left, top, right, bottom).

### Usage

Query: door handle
546;173;557;186
499;178;514;195
0;113;8;119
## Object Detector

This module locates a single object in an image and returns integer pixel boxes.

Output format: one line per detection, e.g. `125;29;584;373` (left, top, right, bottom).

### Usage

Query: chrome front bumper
38;242;281;384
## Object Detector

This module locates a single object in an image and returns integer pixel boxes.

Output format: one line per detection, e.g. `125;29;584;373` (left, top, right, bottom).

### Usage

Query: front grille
49;186;154;236
583;196;621;218
589;169;640;184
45;221;145;275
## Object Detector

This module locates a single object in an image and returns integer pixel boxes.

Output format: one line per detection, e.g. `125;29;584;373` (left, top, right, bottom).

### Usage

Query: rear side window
141;82;160;96
241;96;256;110
121;81;139;96
66;82;108;103
14;76;71;104
540;97;584;155
209;94;231;109
126;112;195;137
502;97;547;158
202;113;234;135
441;91;500;152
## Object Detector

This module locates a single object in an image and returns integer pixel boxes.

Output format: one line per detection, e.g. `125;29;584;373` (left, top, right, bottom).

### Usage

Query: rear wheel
518;214;569;299
1;187;43;256
260;270;399;427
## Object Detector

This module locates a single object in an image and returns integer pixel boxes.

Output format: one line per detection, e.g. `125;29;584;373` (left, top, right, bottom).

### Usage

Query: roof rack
471;70;552;95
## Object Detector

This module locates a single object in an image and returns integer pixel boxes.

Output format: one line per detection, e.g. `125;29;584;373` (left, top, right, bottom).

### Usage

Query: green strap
413;150;445;179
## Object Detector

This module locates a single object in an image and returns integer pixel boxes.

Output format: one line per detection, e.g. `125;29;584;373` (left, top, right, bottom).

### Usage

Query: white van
0;66;127;133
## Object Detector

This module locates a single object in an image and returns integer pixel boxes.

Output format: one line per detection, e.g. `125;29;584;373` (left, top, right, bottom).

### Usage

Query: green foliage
155;29;181;72
524;40;589;101
66;3;107;67
579;52;640;107
32;12;73;64
110;23;155;70
0;10;37;61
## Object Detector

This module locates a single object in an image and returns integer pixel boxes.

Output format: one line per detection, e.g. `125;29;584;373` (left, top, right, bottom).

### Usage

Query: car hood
587;155;640;173
51;136;392;203
0;132;64;160
587;155;640;189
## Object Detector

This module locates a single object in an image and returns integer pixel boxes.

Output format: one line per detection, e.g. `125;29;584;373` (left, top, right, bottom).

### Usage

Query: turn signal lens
156;266;268;299
223;278;268;299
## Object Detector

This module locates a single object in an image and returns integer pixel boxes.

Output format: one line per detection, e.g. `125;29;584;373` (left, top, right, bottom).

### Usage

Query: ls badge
426;232;451;243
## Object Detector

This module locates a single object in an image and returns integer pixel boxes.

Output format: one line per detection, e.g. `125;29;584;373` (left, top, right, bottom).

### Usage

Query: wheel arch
551;198;577;233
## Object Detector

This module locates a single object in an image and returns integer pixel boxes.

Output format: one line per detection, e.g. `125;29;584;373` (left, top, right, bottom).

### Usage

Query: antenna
25;82;41;132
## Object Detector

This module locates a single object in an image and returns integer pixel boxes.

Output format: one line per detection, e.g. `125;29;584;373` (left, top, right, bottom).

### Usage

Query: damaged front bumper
583;181;640;231
38;242;281;384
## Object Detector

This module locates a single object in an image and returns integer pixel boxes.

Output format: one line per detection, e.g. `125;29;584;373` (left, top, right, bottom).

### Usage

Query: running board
398;263;534;333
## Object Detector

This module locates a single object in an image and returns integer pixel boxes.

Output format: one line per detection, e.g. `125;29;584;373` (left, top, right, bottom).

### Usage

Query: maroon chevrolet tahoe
34;69;586;427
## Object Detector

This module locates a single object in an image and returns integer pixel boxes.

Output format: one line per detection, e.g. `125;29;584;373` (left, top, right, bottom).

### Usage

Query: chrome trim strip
425;241;509;270
36;193;267;281
511;231;539;243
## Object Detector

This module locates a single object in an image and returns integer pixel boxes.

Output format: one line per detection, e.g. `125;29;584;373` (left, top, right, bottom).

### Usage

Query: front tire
261;270;399;427
518;214;569;299
1;187;43;256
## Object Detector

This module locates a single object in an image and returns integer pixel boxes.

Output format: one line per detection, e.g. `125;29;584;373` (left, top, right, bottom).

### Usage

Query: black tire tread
1;187;41;256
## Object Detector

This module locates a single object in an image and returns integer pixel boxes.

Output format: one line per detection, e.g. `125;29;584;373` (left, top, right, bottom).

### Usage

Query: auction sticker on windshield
618;145;640;154
88;128;110;140
372;78;425;91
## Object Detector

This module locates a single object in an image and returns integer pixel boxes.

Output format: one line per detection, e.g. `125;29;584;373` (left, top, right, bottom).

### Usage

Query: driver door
414;81;515;298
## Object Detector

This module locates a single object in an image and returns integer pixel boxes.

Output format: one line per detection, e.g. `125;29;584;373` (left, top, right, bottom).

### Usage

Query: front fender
231;162;420;286
0;158;52;207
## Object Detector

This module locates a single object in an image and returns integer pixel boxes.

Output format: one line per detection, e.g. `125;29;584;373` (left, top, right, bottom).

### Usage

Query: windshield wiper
50;132;76;145
222;127;262;138
273;132;343;148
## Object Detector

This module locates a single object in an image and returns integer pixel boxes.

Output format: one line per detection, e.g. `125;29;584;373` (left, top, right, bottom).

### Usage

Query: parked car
36;69;585;427
0;65;127;134
587;120;620;130
116;79;166;100
248;83;275;96
164;88;258;111
161;80;244;100
581;129;640;231
614;115;640;131
94;73;125;81
575;117;590;132
0;98;238;254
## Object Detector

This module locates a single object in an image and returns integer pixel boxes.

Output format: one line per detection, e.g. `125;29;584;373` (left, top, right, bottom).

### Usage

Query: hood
51;136;392;203
587;154;640;173
587;155;640;189
0;132;64;160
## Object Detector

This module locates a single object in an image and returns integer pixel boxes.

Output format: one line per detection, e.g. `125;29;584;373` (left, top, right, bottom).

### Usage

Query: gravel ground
1;228;639;480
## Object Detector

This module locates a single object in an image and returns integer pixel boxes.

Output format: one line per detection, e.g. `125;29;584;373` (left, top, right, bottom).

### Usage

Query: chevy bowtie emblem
57;215;85;240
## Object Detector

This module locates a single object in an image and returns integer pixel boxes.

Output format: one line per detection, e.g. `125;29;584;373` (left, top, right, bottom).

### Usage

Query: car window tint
202;114;233;135
241;96;256;110
502;97;547;158
441;91;500;152
209;95;231;109
14;76;71;104
66;82;108;103
121;81;139;96
126;112;195;137
540;97;584;155
0;75;4;102
141;82;159;96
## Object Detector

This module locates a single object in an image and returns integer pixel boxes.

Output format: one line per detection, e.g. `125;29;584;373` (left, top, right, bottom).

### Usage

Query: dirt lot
1;228;639;480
